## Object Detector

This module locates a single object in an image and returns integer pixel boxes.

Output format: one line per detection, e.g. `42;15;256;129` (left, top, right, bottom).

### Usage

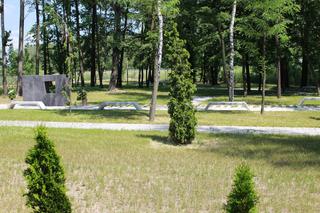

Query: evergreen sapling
225;164;259;213
166;23;197;145
24;126;72;213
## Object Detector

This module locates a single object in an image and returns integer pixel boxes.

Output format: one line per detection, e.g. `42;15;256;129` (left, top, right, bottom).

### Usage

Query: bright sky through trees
4;0;35;48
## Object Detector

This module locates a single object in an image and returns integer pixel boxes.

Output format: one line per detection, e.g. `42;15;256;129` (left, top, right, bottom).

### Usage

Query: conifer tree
225;164;258;213
167;23;197;145
24;126;71;213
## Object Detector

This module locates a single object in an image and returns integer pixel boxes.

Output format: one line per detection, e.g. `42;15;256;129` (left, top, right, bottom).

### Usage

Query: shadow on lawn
204;134;320;169
54;110;151;121
137;134;179;146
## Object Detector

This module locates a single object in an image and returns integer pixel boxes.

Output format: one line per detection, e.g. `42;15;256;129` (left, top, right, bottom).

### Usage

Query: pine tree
17;0;25;96
225;164;258;213
0;0;8;95
167;23;197;145
24;126;72;213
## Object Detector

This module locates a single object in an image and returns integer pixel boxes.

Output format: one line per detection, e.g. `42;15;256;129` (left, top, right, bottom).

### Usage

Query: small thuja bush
166;23;197;145
225;164;259;213
24;126;72;213
8;88;16;100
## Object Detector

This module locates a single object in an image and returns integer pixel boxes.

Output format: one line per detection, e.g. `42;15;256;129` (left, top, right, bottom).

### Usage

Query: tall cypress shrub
166;23;197;145
24;126;72;213
225;164;259;213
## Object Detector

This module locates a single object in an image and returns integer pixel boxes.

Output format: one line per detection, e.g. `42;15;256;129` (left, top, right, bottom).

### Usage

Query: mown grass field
0;127;319;212
0;110;319;127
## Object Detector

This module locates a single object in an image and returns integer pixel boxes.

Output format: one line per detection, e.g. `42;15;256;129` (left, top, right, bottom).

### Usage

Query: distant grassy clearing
0;110;319;128
0;127;319;212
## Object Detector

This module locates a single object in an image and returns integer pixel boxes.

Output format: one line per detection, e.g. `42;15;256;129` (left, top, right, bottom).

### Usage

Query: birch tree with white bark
149;0;163;121
229;0;237;102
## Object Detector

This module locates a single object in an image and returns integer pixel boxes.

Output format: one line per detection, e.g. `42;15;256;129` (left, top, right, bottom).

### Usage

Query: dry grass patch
0;127;319;212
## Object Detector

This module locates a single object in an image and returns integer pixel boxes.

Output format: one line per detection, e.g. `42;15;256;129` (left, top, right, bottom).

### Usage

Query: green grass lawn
0;109;319;127
0;127;319;212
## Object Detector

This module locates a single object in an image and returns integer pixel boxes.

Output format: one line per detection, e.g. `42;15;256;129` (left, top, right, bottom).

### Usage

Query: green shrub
76;88;87;105
24;126;72;213
167;23;197;145
225;164;259;213
8;88;16;100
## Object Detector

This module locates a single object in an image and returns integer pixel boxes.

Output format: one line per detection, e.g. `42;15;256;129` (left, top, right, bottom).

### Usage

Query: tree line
0;0;319;99
178;0;319;98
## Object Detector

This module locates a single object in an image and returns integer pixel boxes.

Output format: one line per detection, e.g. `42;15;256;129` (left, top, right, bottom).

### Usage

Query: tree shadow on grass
203;134;320;169
54;110;151;122
310;116;320;121
137;134;179;146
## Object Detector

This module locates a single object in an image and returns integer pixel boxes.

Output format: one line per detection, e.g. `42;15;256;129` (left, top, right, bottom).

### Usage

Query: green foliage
24;47;36;75
7;45;18;76
76;88;88;105
225;164;259;213
167;23;197;145
24;126;72;213
61;84;71;106
8;88;16;100
7;45;35;76
76;88;87;101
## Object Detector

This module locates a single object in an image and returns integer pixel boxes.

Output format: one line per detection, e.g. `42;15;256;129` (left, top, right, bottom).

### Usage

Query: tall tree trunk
97;43;103;87
146;66;149;87
54;24;64;74
1;0;7;95
275;35;281;98
261;35;267;115
219;24;228;85
149;0;163;121
316;71;320;96
245;54;251;92
280;55;289;90
138;68;141;87
301;43;309;87
42;0;48;75
228;0;237;102
75;0;85;87
63;0;72;77
301;2;310;87
117;8;128;88
258;73;262;92
147;63;152;87
17;0;25;96
90;2;97;87
210;64;218;85
109;3;121;91
242;56;247;97
141;67;144;87
35;0;40;75
97;6;103;88
138;24;144;88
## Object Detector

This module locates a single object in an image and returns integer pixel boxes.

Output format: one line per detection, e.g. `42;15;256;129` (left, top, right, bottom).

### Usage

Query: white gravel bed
1;103;319;112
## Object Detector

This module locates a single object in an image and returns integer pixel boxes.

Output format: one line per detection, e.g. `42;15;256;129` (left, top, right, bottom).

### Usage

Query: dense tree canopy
0;0;319;96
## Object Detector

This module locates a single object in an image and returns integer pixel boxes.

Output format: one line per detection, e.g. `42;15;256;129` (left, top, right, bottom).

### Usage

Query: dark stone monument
22;75;69;106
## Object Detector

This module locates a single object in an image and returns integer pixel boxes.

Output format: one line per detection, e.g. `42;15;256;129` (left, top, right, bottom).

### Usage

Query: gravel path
0;120;319;136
